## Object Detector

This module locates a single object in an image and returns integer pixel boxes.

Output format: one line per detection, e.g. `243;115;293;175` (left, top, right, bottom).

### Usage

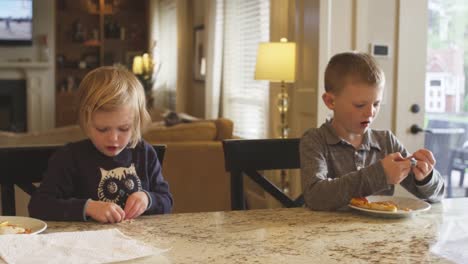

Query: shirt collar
322;120;341;145
322;119;382;151
360;130;382;151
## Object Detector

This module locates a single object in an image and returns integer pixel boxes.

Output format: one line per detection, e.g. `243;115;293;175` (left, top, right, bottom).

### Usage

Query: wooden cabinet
55;0;149;127
56;91;78;126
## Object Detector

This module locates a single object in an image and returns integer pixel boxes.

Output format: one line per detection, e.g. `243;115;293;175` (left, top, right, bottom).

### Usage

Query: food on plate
0;221;31;234
349;197;410;212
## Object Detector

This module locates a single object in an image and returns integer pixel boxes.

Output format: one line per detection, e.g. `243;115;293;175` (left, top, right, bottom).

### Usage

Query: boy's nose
364;105;374;117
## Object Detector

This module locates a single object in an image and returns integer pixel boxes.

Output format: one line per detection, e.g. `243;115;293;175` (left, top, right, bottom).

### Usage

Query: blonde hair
324;52;385;95
77;66;151;148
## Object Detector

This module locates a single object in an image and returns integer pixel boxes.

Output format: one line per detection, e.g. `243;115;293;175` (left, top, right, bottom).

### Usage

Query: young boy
300;52;445;211
29;66;173;222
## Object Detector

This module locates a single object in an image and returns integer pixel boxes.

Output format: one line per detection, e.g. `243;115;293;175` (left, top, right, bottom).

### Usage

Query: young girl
29;66;173;223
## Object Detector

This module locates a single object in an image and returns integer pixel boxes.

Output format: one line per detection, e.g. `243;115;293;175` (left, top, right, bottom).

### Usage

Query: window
153;0;177;110
427;0;467;114
426;0;468;199
221;0;270;139
430;79;441;86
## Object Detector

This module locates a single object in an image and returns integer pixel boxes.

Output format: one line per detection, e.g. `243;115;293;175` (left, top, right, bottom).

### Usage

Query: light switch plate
370;43;390;58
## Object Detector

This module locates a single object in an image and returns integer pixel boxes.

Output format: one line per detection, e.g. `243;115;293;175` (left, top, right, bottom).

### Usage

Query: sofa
0;118;233;214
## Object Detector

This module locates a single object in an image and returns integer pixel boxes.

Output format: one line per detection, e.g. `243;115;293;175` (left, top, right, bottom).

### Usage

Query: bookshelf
55;0;149;127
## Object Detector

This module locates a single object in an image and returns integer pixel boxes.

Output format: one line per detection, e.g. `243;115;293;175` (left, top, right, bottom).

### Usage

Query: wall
175;0;192;114
188;0;206;118
291;0;320;138
313;0;398;132
0;0;55;131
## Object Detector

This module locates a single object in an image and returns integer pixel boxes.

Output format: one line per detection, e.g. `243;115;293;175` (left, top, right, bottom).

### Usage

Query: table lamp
132;53;154;108
255;38;296;194
255;38;296;139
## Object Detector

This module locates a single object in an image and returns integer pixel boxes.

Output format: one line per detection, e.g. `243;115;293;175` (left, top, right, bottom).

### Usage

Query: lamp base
280;169;290;195
278;81;290;194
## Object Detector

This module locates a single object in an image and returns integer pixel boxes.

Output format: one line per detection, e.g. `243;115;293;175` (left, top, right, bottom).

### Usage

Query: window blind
156;0;177;110
222;0;270;139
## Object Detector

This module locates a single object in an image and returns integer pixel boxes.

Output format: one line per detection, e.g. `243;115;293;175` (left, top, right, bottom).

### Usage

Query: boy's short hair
324;52;385;94
77;65;151;148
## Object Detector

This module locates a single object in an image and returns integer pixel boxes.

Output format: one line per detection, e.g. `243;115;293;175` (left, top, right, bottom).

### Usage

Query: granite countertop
45;198;468;263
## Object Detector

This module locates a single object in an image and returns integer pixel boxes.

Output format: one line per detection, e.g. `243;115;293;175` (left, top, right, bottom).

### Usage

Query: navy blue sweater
28;139;173;221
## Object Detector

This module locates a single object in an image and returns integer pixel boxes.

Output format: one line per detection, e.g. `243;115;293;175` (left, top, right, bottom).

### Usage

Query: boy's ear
322;92;335;110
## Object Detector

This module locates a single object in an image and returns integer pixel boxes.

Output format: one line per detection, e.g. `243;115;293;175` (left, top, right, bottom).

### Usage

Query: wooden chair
0;144;166;216
223;138;304;210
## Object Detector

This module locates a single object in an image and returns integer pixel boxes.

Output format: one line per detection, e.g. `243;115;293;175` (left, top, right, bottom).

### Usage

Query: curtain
204;0;224;119
149;0;178;111
220;0;270;139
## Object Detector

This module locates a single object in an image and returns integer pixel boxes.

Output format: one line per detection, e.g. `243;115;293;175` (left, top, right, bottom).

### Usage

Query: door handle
410;124;465;135
410;124;431;134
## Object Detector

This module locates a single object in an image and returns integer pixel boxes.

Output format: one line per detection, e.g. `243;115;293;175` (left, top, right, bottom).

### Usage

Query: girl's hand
124;191;149;220
85;200;125;224
411;149;436;181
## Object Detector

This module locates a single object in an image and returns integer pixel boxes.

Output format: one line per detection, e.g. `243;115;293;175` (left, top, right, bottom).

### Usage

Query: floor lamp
255;38;296;193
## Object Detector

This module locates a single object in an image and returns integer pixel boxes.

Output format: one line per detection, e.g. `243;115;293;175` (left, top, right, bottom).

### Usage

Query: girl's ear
322;92;335;110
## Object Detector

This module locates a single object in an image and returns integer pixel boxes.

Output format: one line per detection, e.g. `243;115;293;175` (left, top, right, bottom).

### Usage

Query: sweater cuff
415;171;433;186
142;190;153;211
83;199;91;221
415;171;435;194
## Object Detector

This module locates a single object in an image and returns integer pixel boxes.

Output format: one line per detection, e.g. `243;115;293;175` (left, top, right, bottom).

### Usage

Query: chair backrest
222;138;303;210
153;145;166;166
0;144;166;216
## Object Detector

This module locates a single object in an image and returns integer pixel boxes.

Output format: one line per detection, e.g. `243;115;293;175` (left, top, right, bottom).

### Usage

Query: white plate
0;216;47;235
348;195;431;218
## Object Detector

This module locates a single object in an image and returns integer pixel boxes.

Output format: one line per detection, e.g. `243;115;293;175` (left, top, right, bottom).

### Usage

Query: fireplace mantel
0;61;54;132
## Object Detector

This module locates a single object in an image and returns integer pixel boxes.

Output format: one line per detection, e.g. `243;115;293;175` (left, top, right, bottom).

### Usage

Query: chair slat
223;138;303;210
245;170;297;208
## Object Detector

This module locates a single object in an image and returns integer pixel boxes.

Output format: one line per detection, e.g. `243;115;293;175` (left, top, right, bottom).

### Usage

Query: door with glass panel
425;0;468;197
396;0;467;198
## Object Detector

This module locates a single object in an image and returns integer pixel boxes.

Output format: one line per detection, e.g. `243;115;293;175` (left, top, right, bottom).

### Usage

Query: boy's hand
381;152;411;185
411;149;436;181
124;191;149;220
85;200;125;224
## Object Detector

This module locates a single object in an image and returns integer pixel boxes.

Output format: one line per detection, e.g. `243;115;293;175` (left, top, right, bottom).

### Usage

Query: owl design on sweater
97;164;142;208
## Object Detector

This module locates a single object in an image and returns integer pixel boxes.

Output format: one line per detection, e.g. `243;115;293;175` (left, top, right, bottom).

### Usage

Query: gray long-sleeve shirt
300;120;445;211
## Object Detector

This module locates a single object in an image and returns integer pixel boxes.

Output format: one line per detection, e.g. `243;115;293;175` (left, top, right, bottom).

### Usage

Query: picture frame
193;25;206;81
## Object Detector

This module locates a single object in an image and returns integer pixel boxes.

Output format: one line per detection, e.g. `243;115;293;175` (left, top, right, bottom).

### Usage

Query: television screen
0;0;33;46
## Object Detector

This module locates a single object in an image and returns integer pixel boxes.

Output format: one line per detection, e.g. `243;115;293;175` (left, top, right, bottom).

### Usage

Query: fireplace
0;61;54;132
0;80;26;132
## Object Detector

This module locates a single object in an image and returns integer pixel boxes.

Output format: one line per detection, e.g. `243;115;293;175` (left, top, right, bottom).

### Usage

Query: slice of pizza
368;201;398;212
0;221;31;234
349;197;398;212
350;197;369;207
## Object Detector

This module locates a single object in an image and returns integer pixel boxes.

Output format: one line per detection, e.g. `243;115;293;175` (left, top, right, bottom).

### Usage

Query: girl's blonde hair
77;66;151;148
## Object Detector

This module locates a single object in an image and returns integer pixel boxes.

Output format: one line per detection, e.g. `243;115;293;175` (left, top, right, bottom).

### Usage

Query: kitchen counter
45;198;468;263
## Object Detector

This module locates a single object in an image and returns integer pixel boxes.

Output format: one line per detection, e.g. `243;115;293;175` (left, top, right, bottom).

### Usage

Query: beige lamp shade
255;41;296;82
